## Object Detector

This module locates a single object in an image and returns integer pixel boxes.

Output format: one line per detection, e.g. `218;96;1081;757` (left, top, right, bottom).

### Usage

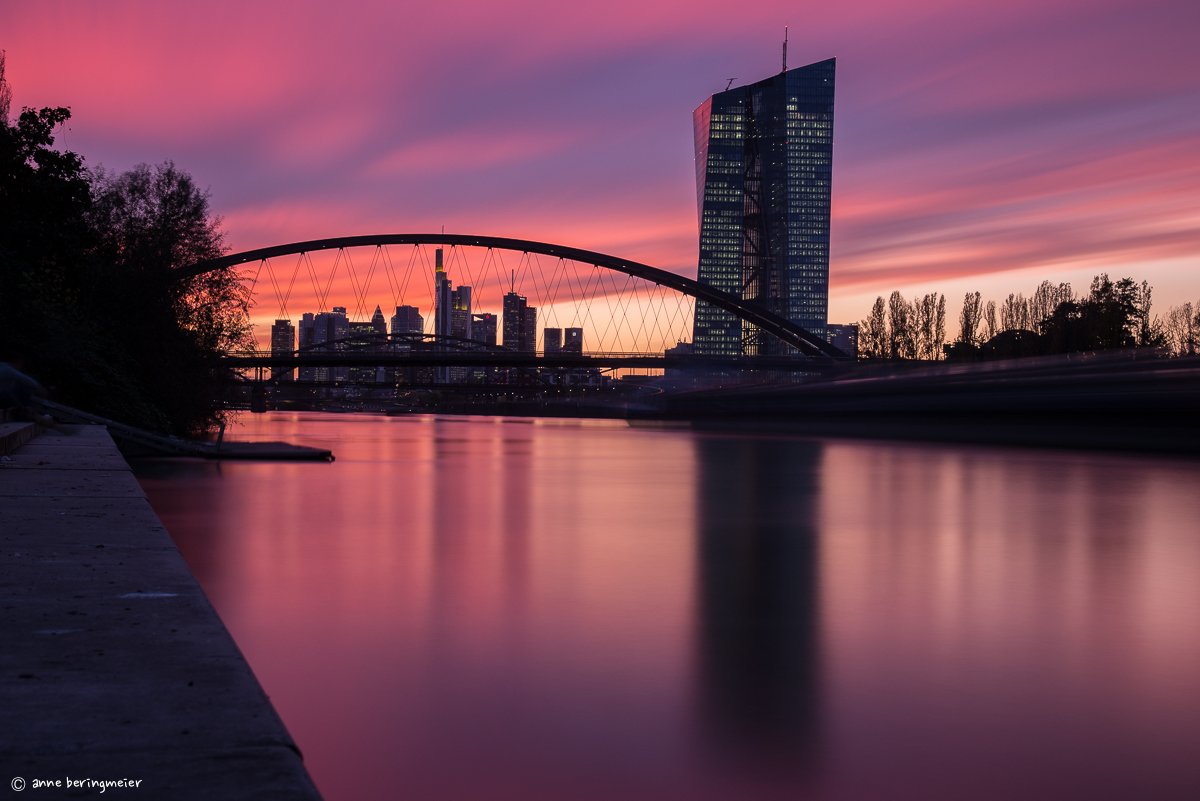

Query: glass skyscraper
692;58;835;355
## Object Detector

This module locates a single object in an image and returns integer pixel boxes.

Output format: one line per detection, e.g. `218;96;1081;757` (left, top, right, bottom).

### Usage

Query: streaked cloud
5;0;1198;331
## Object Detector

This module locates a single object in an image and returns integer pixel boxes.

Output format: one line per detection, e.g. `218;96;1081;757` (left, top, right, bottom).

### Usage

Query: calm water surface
132;413;1200;800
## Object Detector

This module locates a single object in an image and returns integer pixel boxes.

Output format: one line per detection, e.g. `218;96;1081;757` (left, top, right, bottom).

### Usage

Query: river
132;412;1200;800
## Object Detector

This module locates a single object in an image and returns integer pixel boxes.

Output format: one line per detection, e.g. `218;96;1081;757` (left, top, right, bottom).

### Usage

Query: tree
934;294;947;358
888;291;914;358
84;161;252;433
0;51;12;125
1001;293;1030;333
1163;302;1198;356
958;291;982;345
1030;280;1072;324
983;300;997;342
910;293;944;360
1;101;250;435
858;296;888;358
1039;274;1162;354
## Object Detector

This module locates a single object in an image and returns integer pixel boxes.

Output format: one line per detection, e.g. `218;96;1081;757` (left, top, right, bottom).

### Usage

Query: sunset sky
6;0;1199;329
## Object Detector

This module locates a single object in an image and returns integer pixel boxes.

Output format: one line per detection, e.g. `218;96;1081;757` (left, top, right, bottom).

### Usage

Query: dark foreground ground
0;424;321;799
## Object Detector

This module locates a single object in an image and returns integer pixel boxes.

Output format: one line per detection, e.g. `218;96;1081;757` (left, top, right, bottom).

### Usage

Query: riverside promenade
0;424;322;799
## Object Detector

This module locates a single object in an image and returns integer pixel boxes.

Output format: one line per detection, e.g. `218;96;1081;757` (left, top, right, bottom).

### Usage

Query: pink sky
6;0;1200;328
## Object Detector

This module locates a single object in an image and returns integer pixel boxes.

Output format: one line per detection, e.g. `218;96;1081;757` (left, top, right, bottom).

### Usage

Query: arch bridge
185;233;847;377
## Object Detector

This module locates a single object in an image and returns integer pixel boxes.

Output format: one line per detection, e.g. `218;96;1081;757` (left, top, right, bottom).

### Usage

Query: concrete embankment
0;424;321;799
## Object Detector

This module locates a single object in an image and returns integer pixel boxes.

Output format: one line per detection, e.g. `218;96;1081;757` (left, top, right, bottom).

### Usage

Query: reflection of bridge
187;234;848;366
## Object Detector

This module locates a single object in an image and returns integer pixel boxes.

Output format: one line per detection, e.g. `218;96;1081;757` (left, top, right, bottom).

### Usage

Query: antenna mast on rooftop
782;25;788;73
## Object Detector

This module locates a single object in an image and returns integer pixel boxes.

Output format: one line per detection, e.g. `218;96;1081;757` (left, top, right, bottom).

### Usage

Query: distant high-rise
522;307;538;353
434;247;451;344
563;327;583;354
825;323;858;358
348;306;387;384
544;328;562;354
270;319;295;382
692;57;835;355
471;313;497;347
390;305;424;340
503;293;528;351
313;307;349;383
298;313;315;382
450;285;472;342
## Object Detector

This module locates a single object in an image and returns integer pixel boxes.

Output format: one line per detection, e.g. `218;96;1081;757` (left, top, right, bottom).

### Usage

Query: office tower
348;307;388;384
522;306;538;353
825;323;858;358
432;248;452;382
471;313;497;347
389;304;424;385
270;319;295;382
503;292;527;350
434;248;451;342
564;327;583;354
298;313;315;382
692;57;835;355
544;328;562;354
313;307;350;383
390;305;424;339
450;285;472;342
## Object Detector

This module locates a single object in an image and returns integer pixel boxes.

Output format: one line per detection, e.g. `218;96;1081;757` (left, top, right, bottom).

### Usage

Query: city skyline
5;0;1198;328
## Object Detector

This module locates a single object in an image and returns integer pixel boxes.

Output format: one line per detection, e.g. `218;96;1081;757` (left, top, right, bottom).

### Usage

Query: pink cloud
5;0;1199;331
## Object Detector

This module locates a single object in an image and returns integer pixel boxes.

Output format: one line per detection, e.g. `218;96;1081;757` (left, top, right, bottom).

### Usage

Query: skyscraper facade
390;306;424;340
313;307;349;383
270;319;295;382
692;57;835;355
563;327;583;354
298;313;315;382
471;313;497;347
434;248;451;345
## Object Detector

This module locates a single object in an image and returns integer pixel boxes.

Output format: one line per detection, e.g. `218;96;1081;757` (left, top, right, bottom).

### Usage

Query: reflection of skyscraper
693;436;822;772
692;58;836;356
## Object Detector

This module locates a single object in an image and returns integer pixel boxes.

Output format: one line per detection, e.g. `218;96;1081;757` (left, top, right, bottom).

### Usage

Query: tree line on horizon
0;54;250;435
857;275;1200;361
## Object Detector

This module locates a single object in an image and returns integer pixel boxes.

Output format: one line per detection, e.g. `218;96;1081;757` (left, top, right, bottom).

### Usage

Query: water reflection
694;436;821;774
131;414;1200;801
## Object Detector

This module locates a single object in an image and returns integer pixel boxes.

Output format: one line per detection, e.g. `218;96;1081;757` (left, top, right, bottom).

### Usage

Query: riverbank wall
0;424;322;799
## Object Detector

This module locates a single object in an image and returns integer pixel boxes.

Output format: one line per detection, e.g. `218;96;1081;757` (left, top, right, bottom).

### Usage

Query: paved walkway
0;425;322;799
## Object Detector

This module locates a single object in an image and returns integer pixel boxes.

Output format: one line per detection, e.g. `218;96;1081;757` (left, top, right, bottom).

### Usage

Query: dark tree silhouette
0;104;250;435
